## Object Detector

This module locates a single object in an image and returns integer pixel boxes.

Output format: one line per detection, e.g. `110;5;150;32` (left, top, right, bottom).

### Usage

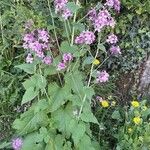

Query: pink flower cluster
75;31;95;45
106;34;118;44
105;0;121;13
12;138;23;150
109;45;121;55
106;34;121;55
23;29;52;65
96;70;109;83
54;0;72;20
88;8;116;32
57;53;73;71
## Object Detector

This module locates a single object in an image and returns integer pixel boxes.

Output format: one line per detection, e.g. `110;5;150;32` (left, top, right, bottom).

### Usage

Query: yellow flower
128;128;132;133
131;101;140;108
111;101;116;106
93;59;100;65
101;100;109;108
133;117;141;125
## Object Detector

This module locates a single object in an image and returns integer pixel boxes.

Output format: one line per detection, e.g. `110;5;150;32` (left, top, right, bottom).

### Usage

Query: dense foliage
0;0;149;150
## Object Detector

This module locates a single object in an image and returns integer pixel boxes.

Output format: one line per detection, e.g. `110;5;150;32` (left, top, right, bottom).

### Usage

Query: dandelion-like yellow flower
93;59;100;65
131;101;139;108
133;117;141;125
128;128;132;133
101;100;109;108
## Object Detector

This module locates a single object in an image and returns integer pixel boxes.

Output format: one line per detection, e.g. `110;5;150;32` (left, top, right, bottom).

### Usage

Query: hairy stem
78;34;101;119
71;0;79;46
47;0;60;49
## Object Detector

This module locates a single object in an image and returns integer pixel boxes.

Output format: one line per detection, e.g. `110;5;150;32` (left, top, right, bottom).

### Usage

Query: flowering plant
8;0;121;149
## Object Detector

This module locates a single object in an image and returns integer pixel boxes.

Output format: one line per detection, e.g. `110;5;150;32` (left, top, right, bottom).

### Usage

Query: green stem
49;47;63;86
77;46;99;119
47;0;60;49
64;20;70;43
67;20;71;33
71;0;79;46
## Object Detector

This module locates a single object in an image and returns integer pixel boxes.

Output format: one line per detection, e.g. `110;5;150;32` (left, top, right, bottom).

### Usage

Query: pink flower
41;43;48;49
83;31;96;44
22;29;51;63
108;17;116;28
96;70;109;83
57;62;66;70
54;0;72;20
63;53;73;63
88;9;97;21
12;138;23;150
106;34;118;44
26;53;33;63
110;45;121;55
35;50;45;58
23;42;29;49
42;56;52;65
91;9;116;32
105;0;121;13
114;0;121;12
105;0;114;7
75;36;85;44
54;0;68;12
62;8;73;20
38;29;49;43
75;31;95;45
23;33;35;43
29;41;43;52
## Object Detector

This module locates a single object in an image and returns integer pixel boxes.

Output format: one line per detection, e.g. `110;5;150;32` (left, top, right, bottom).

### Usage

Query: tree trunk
138;54;150;97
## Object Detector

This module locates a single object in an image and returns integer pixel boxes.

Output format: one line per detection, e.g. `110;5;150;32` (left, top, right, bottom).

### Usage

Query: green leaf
98;44;106;52
22;74;47;104
65;71;84;97
48;83;71;112
52;103;73;134
22;87;39;104
23;74;46;91
84;87;95;100
60;41;86;57
63;141;72;150
142;108;150;119
66;2;80;13
22;132;44;150
44;65;57;76
60;41;78;54
34;99;49;113
81;107;99;124
73;22;85;32
0;142;11;149
36;74;47;91
111;110;121;120
77;134;95;150
72;122;86;145
45;134;65;150
15;63;36;74
13;108;49;135
82;56;93;69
